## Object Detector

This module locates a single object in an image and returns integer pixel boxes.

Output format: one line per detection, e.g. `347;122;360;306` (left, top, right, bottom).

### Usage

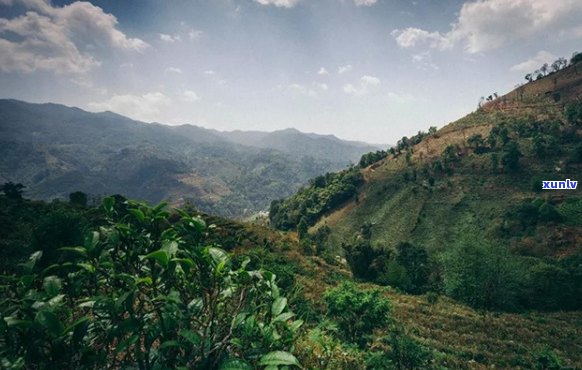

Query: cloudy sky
0;0;581;143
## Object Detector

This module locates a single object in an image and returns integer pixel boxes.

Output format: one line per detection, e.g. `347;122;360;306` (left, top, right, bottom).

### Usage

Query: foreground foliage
0;198;302;369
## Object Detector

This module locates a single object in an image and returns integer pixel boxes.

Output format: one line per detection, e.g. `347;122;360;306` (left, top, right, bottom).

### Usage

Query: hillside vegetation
0;100;378;219
2;55;582;370
271;60;582;312
1;193;581;369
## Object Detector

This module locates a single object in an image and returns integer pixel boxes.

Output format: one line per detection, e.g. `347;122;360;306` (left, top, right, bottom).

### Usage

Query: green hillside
270;61;582;314
0;100;377;219
274;62;582;254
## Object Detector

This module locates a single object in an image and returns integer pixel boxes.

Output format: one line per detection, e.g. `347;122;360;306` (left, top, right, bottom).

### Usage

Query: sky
0;0;581;144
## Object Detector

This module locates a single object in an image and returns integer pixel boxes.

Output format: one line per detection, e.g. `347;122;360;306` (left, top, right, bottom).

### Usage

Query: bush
0;199;303;369
324;282;391;346
534;347;563;370
440;233;521;310
387;332;432;369
344;240;391;282
394;242;429;294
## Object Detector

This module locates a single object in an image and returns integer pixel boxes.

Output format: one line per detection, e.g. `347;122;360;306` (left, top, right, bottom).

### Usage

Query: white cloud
354;0;377;6
317;67;329;75
387;91;415;104
289;83;317;97
0;0;148;74
88;92;171;122
343;75;380;96
204;70;216;75
254;0;300;8
188;29;202;40
510;50;557;72
181;90;200;102
314;82;328;91
165;67;183;74
411;51;438;71
391;0;582;53
160;33;181;43
338;64;353;74
391;28;451;50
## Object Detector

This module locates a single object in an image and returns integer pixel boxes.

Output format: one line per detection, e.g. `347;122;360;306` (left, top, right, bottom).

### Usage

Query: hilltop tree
0;182;25;200
69;191;88;207
571;51;582;65
551;57;567;72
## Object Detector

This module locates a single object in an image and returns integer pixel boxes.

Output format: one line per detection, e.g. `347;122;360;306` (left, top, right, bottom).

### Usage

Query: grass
237;204;582;369
389;292;582;369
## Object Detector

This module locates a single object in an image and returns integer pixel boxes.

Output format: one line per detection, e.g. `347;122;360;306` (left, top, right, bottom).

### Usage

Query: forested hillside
1;189;581;369
271;59;582;313
0;100;377;218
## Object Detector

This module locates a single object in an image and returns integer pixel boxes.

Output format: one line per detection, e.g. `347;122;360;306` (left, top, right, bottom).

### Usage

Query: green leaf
58;247;88;258
273;312;294;322
43;276;62;296
219;358;253;370
102;196;115;214
258;351;301;367
20;251;43;272
47;294;65;308
86;231;100;251
128;208;146;222
4;317;32;328
78;263;95;273
142;250;170;267
289;320;304;332
135;276;152;285
188;217;206;233
162;240;179;257
209;247;229;265
172;258;194;269
180;330;201;346
115;334;139;355
272;297;287;316
187;298;203;313
35;311;64;336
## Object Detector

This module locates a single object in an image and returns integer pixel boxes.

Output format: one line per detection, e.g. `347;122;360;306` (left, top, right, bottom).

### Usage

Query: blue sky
1;0;581;143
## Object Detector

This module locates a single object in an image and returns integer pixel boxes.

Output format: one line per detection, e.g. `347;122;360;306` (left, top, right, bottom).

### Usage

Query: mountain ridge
0;99;379;218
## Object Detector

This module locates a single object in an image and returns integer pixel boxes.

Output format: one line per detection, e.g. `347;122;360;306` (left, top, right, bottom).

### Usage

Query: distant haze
0;0;581;143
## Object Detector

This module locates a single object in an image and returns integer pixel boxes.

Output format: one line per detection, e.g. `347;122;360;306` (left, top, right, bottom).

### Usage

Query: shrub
324;282;391;346
534;347;563;370
0;199;303;369
387;332;432;370
395;242;429;294
440;233;521;310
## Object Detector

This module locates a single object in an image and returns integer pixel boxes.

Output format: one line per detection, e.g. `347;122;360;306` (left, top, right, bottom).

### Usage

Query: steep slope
0;100;375;218
273;62;582;258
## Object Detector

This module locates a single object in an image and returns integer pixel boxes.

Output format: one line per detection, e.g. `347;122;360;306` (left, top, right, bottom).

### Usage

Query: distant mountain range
0;99;380;218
